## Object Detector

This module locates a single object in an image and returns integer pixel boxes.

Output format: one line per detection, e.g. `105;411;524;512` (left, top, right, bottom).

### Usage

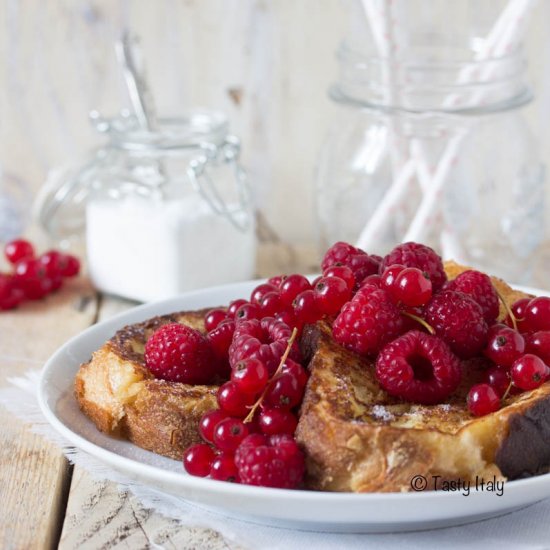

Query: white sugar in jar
86;194;255;302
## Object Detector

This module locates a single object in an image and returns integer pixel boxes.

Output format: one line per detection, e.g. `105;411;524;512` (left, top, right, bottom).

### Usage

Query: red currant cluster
144;310;308;487
468;296;550;416
0;238;80;310
182;330;307;488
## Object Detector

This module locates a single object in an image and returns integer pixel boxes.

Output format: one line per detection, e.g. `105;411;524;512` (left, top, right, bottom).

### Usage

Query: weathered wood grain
60;468;240;550
0;277;98;550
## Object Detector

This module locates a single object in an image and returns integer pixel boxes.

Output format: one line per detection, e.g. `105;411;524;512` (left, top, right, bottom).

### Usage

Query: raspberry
333;288;403;356
234;433;305;488
229;318;301;375
380;242;447;291
321;241;380;288
145;323;218;384
375;330;461;404
424;290;488;358
446;270;499;325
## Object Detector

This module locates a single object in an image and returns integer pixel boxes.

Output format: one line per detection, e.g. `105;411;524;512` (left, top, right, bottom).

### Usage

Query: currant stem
495;288;517;331
401;311;435;335
502;380;514;402
243;327;298;424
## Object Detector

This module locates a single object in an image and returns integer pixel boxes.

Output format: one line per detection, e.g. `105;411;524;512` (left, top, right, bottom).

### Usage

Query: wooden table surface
0;243;316;549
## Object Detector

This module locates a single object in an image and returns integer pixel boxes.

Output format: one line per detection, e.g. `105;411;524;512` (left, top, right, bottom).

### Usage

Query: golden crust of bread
295;262;550;492
74;309;218;460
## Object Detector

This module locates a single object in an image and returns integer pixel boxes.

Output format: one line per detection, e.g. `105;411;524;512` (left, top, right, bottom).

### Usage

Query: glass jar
316;2;545;285
36;109;256;301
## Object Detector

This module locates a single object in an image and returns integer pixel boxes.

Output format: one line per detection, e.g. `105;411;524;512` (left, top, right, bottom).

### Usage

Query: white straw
355;158;416;249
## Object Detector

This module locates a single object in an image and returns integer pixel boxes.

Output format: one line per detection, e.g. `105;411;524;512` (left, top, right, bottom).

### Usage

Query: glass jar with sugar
36;109;256;301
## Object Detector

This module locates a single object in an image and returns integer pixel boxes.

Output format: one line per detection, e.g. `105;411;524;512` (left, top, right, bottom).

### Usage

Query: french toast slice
75;309;218;460
295;263;550;492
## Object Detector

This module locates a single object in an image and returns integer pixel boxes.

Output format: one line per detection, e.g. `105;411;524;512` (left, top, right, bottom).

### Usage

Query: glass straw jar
316;0;545;284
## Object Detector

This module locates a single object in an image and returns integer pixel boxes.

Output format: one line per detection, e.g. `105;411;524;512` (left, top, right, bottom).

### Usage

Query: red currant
235;302;261;322
183;443;215;477
485;366;511;397
483;326;525;368
314;276;351;316
39;250;63;278
0;274;23;310
322;265;355;292
511;354;549;391
205;308;227;332
0;274;14;301
280;274;311;308
506;298;531;332
293;290;320;324
523;297;550;333
259;408;298;435
231;358;269;395
213;418;250;452
14;257;46;281
227;299;248;318
259;291;283;317
391;267;432;307
60;254;80;277
264;372;302;409
14;259;50;300
210;454;239;482
275;310;303;332
5;239;34;265
199;410;228;444
267;275;286;288
381;264;405;291
467;383;501;416
526;331;550;364
217;381;256;417
250;283;277;305
281;359;308;389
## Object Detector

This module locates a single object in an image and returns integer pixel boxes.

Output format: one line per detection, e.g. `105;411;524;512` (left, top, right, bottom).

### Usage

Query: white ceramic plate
39;280;550;533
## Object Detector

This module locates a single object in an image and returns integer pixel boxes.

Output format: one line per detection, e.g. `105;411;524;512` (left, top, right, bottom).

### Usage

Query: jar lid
34;109;231;239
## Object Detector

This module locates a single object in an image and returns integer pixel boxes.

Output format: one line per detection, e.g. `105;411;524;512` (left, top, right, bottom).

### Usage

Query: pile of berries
145;316;308;488
0;238;80;310
143;239;550;489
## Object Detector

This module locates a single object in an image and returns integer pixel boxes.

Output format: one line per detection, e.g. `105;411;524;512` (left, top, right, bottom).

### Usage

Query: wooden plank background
0;0;550;248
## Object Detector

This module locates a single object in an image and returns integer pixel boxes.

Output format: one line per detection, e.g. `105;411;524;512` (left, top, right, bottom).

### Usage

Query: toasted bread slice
295;264;550;492
75;310;218;460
